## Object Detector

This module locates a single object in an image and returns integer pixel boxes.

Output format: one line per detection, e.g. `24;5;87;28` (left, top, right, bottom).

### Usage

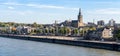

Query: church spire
77;8;84;27
79;8;81;15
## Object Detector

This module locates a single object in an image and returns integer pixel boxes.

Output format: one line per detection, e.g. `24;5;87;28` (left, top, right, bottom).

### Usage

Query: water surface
0;37;119;56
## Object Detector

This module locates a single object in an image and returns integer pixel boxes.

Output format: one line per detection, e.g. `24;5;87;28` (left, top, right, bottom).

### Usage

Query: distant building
22;26;35;34
97;20;104;26
60;20;71;27
84;27;113;40
115;24;120;28
71;8;85;27
102;28;113;38
109;19;115;26
60;8;85;28
87;22;96;27
16;26;35;34
16;25;23;34
7;26;12;33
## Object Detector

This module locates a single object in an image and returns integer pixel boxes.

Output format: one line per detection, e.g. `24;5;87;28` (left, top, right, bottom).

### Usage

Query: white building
102;28;113;38
109;19;115;26
16;26;23;34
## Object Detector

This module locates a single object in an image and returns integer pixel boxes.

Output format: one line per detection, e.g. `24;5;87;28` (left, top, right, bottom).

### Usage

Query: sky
0;0;120;24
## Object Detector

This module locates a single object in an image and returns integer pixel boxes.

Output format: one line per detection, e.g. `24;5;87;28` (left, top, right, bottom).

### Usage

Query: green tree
36;29;43;34
114;29;120;41
32;22;38;28
59;27;64;35
1;28;7;33
89;26;96;31
73;28;78;35
45;28;49;34
38;24;43;28
30;30;36;35
8;22;15;26
66;27;71;35
58;27;71;36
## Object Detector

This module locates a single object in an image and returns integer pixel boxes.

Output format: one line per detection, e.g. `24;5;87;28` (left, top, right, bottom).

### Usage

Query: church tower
77;8;84;27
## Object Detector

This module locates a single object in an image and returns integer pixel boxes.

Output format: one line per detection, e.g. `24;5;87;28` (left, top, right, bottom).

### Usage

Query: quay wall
0;34;120;51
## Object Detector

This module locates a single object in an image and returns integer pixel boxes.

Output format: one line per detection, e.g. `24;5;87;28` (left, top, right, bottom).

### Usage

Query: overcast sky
0;0;120;24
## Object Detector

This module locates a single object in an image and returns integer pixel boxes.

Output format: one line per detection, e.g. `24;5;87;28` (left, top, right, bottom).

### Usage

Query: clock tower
78;8;84;27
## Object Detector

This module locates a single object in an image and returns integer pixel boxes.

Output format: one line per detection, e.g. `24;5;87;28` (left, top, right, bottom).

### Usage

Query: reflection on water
0;37;119;56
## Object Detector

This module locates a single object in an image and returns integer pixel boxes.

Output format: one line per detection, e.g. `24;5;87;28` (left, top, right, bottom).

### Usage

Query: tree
8;22;15;26
66;27;71;35
32;22;38;28
73;28;78;36
36;29;43;34
114;29;120;41
49;28;55;34
11;27;17;34
30;30;36;35
89;26;96;31
38;24;43;28
1;28;7;33
52;28;55;34
45;28;49;34
0;23;6;27
59;27;64;35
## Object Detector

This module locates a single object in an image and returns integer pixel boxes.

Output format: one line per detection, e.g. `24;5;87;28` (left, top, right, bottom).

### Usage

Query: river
0;37;119;56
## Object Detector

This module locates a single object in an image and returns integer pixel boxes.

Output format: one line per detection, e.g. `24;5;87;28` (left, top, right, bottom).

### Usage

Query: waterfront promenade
0;34;80;40
0;34;117;44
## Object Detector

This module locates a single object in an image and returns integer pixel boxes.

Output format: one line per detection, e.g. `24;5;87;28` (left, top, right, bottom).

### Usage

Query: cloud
26;4;65;9
2;2;24;6
87;8;120;15
1;2;78;10
84;8;120;23
8;6;14;9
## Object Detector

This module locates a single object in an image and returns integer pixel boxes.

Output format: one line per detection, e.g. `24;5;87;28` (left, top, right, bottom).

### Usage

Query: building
16;26;35;34
22;26;35;34
115;24;120;28
71;8;85;27
109;19;115;26
102;28;113;38
87;22;96;27
97;20;104;26
60;20;71;27
84;27;113;40
16;25;23;34
60;8;85;28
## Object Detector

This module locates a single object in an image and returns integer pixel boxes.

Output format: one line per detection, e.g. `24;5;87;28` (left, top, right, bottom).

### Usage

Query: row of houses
0;26;35;34
84;27;114;40
0;23;117;41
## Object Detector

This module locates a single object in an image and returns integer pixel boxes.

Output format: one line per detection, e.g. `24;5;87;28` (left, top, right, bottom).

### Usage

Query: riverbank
0;34;120;51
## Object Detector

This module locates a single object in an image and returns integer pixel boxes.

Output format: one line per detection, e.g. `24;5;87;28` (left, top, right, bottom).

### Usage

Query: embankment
0;34;120;51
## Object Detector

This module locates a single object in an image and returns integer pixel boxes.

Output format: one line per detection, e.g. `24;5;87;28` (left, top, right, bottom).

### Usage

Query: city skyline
0;0;120;24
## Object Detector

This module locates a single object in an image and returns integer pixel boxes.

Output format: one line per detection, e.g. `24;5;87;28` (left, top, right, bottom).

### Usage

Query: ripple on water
0;37;120;56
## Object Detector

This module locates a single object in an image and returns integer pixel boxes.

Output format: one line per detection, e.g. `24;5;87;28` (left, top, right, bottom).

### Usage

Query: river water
0;37;120;56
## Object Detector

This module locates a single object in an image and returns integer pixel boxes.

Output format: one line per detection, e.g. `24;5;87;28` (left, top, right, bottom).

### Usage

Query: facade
60;8;85;28
22;26;35;34
71;8;85;27
7;26;12;33
16;26;35;34
102;28;113;38
77;9;85;27
87;22;96;27
85;27;113;40
109;19;115;26
16;25;23;34
60;20;71;27
97;20;104;26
